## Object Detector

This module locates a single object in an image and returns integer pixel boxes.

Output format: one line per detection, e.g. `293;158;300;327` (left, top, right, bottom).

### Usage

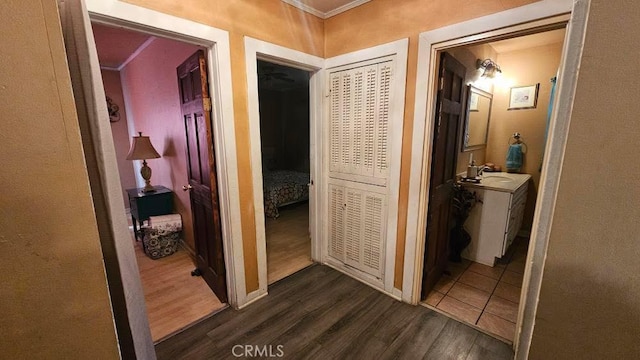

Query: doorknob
182;184;193;191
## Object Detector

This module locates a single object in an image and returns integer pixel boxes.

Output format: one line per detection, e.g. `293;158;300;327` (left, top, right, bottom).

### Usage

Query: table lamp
126;132;161;192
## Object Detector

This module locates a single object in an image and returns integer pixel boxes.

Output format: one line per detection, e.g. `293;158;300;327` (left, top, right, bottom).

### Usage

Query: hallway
155;265;513;359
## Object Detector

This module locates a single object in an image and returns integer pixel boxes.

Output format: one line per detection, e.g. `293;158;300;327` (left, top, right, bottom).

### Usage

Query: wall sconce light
476;58;502;78
126;132;161;192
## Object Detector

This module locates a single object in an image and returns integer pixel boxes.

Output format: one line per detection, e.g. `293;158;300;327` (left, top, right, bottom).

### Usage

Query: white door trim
515;2;591;357
244;37;324;301
85;0;245;322
404;0;573;303
403;0;589;357
325;38;408;298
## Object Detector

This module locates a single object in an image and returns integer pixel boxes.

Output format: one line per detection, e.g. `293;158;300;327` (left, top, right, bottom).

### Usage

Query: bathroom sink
483;175;514;183
459;172;530;193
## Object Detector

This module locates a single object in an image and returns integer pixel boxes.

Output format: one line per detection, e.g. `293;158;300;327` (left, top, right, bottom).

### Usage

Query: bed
262;170;309;218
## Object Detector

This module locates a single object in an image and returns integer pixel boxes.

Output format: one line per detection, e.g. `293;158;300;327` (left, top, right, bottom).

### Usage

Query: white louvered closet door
329;60;393;182
327;57;394;281
328;184;386;279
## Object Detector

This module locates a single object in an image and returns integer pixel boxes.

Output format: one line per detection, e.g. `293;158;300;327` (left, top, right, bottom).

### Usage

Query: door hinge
203;97;212;112
439;77;444;91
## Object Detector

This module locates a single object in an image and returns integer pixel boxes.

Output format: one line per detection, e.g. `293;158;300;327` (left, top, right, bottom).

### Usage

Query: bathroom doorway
419;25;568;343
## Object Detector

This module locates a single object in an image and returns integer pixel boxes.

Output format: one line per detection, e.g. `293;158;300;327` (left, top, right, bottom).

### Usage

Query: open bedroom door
178;50;228;303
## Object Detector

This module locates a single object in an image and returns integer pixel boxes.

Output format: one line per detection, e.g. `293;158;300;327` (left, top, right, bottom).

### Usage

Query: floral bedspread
263;170;309;218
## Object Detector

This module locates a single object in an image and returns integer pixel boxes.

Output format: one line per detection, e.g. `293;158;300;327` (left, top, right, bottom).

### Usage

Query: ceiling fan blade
272;74;290;79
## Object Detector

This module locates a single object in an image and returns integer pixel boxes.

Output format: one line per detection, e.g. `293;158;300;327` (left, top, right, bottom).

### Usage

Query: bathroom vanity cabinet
460;173;530;267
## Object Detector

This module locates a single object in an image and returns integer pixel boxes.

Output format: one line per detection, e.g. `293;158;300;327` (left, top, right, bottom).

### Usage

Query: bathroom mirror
463;86;492;151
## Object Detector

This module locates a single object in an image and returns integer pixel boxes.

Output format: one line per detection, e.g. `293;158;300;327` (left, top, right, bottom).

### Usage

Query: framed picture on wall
508;83;539;110
469;92;479;111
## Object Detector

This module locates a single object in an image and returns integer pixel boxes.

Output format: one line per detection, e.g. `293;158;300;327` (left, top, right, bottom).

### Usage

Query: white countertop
459;172;531;193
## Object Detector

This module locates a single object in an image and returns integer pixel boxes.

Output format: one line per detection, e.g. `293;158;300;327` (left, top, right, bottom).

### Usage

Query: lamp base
140;160;156;193
142;183;156;193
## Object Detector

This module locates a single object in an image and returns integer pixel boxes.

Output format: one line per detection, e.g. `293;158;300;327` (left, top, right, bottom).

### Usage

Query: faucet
478;165;493;176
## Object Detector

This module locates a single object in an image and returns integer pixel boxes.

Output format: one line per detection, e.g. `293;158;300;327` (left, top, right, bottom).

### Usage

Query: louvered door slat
345;189;362;267
363;65;378;177
329;73;341;173
362;191;385;277
341;72;353;173
374;62;392;178
352;68;365;175
329;184;345;261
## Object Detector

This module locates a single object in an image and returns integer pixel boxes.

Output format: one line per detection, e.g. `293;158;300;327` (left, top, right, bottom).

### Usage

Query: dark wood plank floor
155;265;514;360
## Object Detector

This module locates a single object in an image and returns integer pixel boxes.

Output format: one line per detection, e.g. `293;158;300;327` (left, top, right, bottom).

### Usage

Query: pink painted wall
102;69;137;204
120;37;202;250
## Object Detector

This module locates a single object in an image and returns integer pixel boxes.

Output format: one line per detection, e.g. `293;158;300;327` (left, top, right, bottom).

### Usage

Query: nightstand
126;185;174;240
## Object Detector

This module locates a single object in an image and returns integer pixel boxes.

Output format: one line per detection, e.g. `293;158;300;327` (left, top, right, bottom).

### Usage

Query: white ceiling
490;29;566;54
281;0;370;19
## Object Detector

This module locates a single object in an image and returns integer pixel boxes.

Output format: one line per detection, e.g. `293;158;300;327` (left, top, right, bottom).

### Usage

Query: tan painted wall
123;0;324;292
0;0;120;358
528;0;640;357
325;0;538;288
487;42;563;228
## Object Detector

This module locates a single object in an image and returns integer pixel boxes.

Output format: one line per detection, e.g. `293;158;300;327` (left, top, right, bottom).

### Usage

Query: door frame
244;37;324;302
403;0;590;357
85;0;244;340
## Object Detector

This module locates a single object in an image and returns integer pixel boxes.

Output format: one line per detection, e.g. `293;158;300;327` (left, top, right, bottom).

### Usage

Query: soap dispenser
466;154;478;179
467;160;478;179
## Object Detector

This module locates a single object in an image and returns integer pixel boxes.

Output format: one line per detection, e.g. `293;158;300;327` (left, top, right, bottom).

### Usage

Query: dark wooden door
421;52;466;299
178;50;227;302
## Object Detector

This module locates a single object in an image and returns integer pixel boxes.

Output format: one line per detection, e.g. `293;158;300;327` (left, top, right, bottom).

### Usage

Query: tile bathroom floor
423;237;529;343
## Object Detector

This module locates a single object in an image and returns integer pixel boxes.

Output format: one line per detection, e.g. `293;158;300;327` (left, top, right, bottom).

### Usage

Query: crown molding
281;0;370;19
325;0;370;18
